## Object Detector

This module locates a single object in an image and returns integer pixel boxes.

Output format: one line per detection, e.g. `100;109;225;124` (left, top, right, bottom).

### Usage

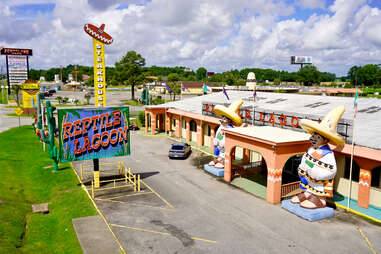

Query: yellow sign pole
93;38;106;187
93;38;106;107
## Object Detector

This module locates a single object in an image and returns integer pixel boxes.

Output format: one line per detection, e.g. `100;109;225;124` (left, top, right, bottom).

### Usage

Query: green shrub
138;111;145;126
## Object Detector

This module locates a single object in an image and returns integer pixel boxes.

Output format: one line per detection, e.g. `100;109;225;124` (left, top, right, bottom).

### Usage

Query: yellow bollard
129;168;131;182
134;175;136;192
122;161;124;174
118;161;121;175
125;170;127;184
92;181;94;198
138;174;141;192
80;164;83;181
94;171;100;188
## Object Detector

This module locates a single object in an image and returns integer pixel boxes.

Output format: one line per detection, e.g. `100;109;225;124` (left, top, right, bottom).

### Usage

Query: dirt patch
151;220;194;247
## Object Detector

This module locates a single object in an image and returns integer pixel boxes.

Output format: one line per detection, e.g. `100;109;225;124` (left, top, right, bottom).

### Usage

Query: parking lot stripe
95;198;176;212
110;223;218;244
141;180;175;210
356;226;377;254
105;191;155;200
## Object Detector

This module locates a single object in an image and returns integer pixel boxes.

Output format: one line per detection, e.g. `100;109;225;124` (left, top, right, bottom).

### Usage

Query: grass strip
0;125;97;253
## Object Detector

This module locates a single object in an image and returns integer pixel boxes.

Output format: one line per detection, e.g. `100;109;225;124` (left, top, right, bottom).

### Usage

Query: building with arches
144;91;381;211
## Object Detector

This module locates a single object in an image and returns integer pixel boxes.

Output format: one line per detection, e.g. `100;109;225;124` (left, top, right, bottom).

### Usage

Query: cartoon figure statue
291;106;345;209
209;100;243;168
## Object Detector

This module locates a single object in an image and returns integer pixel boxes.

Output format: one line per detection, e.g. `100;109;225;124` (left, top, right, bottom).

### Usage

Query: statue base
281;199;334;222
204;164;224;177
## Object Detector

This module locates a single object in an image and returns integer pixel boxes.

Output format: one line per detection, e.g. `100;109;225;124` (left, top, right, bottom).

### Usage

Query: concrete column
265;154;288;204
210;125;215;153
196;120;202;146
175;116;181;138
358;168;371;208
151;113;156;135
224;141;233;182
159;114;164;131
186;119;191;142
165;113;170;133
243;148;250;164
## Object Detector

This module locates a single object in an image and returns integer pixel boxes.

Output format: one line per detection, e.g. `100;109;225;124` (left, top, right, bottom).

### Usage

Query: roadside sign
58;107;130;162
14;107;23;116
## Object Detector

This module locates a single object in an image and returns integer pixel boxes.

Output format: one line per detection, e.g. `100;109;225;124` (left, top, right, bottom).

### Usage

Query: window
172;118;176;127
344;157;360;182
371;167;381;188
204;124;211;136
190;120;197;132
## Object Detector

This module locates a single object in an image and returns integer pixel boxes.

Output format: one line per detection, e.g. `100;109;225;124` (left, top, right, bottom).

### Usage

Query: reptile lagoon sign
58;107;130;162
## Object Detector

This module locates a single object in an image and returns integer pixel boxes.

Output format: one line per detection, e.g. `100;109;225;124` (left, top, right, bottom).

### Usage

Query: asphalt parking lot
72;132;381;254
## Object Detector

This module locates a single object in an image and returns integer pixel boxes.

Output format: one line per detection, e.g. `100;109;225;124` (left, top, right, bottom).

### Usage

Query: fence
91;167;141;198
281;181;301;198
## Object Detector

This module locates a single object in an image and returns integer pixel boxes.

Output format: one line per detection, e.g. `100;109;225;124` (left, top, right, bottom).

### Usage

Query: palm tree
84;93;91;105
56;96;63;104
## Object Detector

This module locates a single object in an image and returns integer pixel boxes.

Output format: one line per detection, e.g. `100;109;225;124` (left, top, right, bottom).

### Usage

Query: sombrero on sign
84;23;113;44
300;105;346;146
214;100;243;126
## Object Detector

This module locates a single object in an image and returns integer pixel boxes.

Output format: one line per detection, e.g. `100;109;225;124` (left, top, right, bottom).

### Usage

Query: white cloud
298;0;326;9
1;0;381;77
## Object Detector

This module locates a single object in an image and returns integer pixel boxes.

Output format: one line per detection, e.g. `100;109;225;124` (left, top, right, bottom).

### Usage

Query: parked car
168;142;191;159
44;91;52;97
48;89;56;94
128;124;140;131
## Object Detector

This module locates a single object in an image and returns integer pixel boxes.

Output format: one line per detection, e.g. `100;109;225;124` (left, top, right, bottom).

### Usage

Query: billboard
22;82;40;108
291;56;312;64
0;47;33;56
58;107;130;162
8;55;28;86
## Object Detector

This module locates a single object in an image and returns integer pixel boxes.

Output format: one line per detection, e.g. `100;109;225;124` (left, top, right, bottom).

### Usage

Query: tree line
29;51;381;91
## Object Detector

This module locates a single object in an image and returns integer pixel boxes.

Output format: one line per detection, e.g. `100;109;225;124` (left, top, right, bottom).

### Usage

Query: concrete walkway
0;104;34;132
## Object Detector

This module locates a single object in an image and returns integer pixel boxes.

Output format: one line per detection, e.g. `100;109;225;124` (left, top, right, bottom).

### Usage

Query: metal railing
281;181;301;198
91;167;141;198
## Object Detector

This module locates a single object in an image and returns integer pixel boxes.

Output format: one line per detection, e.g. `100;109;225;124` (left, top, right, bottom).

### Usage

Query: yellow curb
356;226;377;254
335;203;381;224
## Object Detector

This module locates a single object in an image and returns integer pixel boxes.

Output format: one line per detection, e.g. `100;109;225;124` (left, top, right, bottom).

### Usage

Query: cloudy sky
1;0;381;76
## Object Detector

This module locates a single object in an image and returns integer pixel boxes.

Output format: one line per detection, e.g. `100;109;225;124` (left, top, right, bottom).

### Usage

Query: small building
144;91;381;212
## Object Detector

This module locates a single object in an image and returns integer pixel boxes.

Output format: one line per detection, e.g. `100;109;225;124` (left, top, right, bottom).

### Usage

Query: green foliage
273;78;281;86
84;94;91;104
138;110;145;126
168;82;181;100
196;67;207;80
56;96;63;104
167;73;180;82
348;65;381;87
296;65;322;86
113;51;146;100
0;126;96;253
150;96;166;105
321;72;336;82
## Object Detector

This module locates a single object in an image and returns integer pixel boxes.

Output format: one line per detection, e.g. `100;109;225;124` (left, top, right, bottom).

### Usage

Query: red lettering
105;113;113;128
245;109;251;120
74;139;82;155
73;120;82;136
206;104;209;112
92;134;100;149
82;136;92;152
82;117;91;134
118;126;128;142
101;131;110;147
113;110;121;126
211;105;215;113
279;115;287;126
291;116;299;128
100;114;106;130
259;112;265;122
110;129;118;145
63;122;73;139
237;110;243;118
92;115;100;131
268;114;275;125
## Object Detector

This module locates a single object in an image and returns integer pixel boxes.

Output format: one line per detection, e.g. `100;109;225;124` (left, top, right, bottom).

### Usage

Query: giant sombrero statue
299;105;346;147
84;24;113;44
214;100;243;126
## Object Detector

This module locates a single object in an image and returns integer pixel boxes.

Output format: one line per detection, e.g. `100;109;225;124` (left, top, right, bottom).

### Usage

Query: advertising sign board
58;107;130;162
0;47;33;56
8;55;28;86
291;56;312;65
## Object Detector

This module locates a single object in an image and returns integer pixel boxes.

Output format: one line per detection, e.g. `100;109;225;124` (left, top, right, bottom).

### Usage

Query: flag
165;83;173;93
223;86;229;100
181;83;190;93
253;89;257;102
354;87;358;118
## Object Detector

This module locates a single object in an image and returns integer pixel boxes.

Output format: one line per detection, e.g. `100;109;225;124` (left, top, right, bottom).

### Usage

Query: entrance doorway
230;146;267;199
281;154;303;198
